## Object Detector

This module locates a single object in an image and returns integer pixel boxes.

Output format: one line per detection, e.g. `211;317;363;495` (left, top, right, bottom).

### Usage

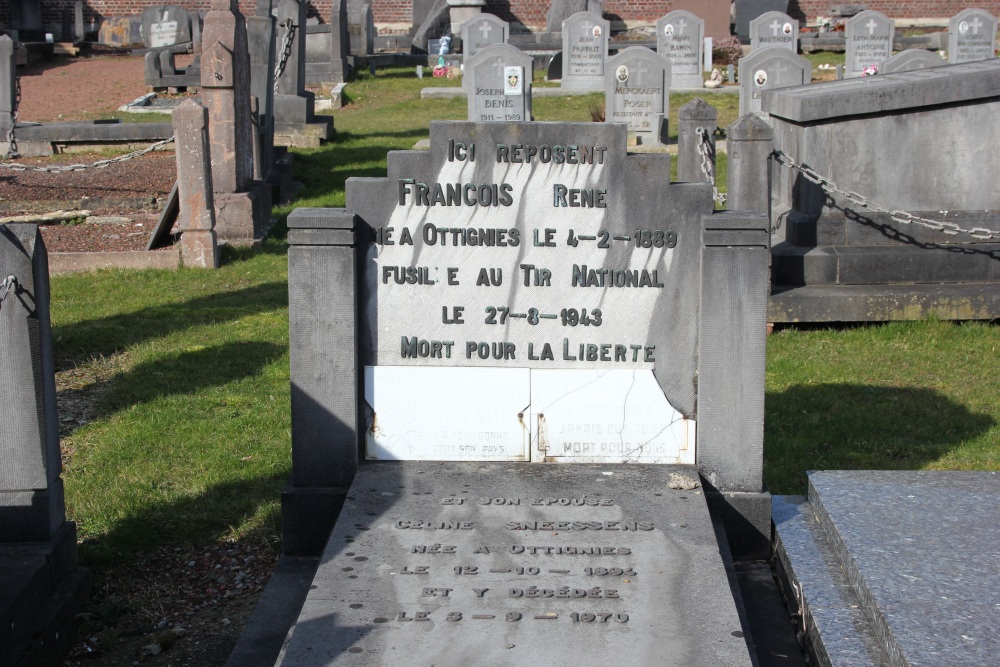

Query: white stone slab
529;369;694;464
365;366;530;461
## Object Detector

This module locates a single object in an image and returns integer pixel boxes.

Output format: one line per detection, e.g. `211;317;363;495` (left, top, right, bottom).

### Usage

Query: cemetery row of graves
1;1;999;665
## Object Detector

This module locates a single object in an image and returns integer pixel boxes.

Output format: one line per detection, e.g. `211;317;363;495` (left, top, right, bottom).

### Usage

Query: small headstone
738;46;811;117
750;11;798;52
141;4;192;48
880;48;946;74
656;10;704;89
948;8;997;64
347;2;374;56
561;11;609;90
465;43;532;122
844;10;894;77
734;0;790;41
605;46;671;145
461;13;508;59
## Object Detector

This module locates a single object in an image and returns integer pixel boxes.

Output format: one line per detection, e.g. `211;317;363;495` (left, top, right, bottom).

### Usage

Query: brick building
4;0;999;40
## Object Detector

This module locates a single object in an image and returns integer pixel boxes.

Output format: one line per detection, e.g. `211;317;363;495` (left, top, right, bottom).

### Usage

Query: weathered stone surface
461;13;508;59
676;97;717;183
656;10;704;89
844;9;894;77
173;100;218;268
948;8;997;64
734;0;790;41
277;462;753;667
546;0;601;33
749;10;798;52
738;47;810;117
725;113;773;212
561;11;609;90
141;4;192;48
0;36;15;133
880;48;945;73
347;2;374;56
464;43;532;122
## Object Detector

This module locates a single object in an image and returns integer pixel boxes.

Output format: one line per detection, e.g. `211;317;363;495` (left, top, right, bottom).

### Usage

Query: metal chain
695;126;726;205
273;19;296;94
773;149;998;240
4;73;21;160
0;275;16;308
0;136;175;173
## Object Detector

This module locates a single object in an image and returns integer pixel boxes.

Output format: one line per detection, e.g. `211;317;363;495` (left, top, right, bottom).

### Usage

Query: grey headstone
461;13;508;59
465;43;532;122
734;0;789;41
948;8;997;64
738;47;811;117
676;97;717;183
605;47;671;145
0;224;64;543
880;48;946;74
561;11;609;90
141;4;193;48
749;11;798;53
0;36;15;134
546;0;602;33
329;0;349;83
844;10;894;77
656;10;704;89
274;0;307;97
347;2;374;56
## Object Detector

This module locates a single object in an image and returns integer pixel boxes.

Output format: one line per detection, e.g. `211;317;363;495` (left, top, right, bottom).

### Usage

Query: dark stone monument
764;60;1000;322
605;46;671;145
141;5;201;90
844;10;894;77
948;8;997;64
738;46;810;117
11;0;44;41
279;119;771;662
464;43;532;122
656;10;704;90
347;1;374;56
734;0;789;43
546;0;602;33
0;224;85;667
141;4;192;47
272;0;334;147
561;11;609;90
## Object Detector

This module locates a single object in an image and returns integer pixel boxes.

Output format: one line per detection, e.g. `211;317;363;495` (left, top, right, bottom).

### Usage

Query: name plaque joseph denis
343;122;711;463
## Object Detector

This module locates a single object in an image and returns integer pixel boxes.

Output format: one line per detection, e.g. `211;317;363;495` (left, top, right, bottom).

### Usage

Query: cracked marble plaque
277;463;752;667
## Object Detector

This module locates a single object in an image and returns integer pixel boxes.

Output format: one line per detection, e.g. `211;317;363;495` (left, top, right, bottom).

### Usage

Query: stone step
767;282;1000;322
800;471;1000;667
772;497;888;667
783;210;1000;248
771;241;1000;286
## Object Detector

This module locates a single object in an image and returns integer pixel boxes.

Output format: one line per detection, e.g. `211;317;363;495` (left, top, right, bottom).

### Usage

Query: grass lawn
51;66;999;571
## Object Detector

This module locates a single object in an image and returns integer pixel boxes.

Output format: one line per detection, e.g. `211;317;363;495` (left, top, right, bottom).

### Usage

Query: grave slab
277;461;753;667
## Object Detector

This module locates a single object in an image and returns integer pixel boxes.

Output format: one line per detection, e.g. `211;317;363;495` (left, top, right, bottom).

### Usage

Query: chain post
0;274;16;308
695;126;726;206
773;149;998;240
0;136;175;173
273;19;296;94
4;72;21;160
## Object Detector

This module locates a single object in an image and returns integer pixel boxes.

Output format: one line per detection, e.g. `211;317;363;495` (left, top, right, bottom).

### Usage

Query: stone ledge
48;249;181;274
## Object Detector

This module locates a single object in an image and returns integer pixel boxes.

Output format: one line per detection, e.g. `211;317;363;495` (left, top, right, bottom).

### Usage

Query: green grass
52;66;999;568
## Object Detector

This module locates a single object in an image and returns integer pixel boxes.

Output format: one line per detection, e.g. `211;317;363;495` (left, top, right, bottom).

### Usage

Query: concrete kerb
421;85;739;98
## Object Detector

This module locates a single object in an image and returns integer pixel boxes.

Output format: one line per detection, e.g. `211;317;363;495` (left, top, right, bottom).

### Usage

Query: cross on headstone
631;60;649;85
770;20;781;36
771;60;790;77
970;16;983;34
677;18;687;35
866;18;878;35
479;21;492;40
490;56;504;77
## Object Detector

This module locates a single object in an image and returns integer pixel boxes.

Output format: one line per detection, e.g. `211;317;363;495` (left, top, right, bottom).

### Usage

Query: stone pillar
1;36;14;134
347;2;374;56
75;1;85;42
726;113;773;214
283;207;358;556
329;0;349;84
271;0;332;147
677;97;717;184
200;0;265;244
697;210;771;559
247;11;276;178
173;99;219;268
274;0;306;97
447;0;484;34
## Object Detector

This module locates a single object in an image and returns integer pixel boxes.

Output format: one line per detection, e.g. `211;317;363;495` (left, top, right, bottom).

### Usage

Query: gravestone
546;0;603;33
11;0;44;41
948;8;997;64
141;4;192;47
738;47;810;117
1;223;83;666
844;10;894;77
461;13;508;59
272;0;333;147
656;10;704;89
347;2;374;56
280;121;771;663
880;48;945;74
246;10;276;182
464;43;532;122
749;11;798;53
605;46;671;145
173;99;219;268
561;11;609;90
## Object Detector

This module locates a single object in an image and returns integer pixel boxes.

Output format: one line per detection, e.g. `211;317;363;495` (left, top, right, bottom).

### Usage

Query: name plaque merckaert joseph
350;122;712;463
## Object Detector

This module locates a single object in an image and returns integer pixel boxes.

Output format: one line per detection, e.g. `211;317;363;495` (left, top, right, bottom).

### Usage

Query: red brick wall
790;1;1000;22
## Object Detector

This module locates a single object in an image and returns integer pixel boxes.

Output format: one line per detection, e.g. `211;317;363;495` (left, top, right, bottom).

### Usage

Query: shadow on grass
60;341;285;431
53;282;288;370
764;383;996;495
79;469;289;566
